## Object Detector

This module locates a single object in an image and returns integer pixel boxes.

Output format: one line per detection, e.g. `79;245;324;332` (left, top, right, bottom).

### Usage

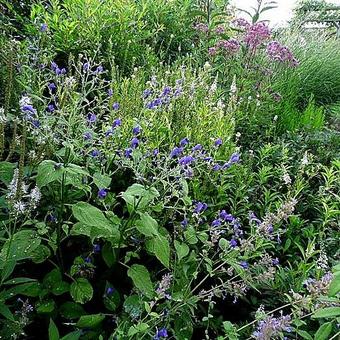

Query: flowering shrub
0;1;339;339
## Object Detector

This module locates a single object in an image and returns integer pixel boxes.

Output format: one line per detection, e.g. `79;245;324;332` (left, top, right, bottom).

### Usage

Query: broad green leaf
72;202;110;227
70;278;93;304
48;318;60;340
3;277;37;285
60;331;82;340
36;300;56;314
0;230;41;268
31;244;51;264
313;307;340;318
103;282;120;311
0;162;16;185
59;302;85;319
93;172;111;189
0;260;16;282
36;160;64;188
135;212;159;237
174;240;189;261
0;302;14;321
314;322;333;340
184;227;198;245
328;273;340;297
76;314;105;328
122;184;159;213
101;242;117;267
127;264;153;299
127;322;149;336
123;295;143;318
296;330;312;340
153;235;170;268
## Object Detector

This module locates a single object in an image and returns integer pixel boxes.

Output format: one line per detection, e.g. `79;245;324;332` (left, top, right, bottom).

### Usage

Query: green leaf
135;213;159;237
123;295;143;318
103;282;120;311
36;160;64;188
153;235;170;268
0;230;41;268
0;260;16;282
184;227;198;245
101;242;117;267
0;162;16;185
36;300;56;314
60;331;82;340
122;184;159;213
59;302;85;319
93;172;111;189
76;314;105;328
3;277;37;285
72;202;110;227
314;322;333;340
0;302;14;321
31;245;51;264
328;273;340;297
313;307;340;318
48;318;60;340
296;330;313;340
127;322;149;336
174;241;189;261
127;264;153;299
70;278;93;304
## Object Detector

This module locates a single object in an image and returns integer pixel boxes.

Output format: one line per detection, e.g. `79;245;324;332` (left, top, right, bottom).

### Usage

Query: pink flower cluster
244;22;271;49
267;41;299;67
193;22;209;34
209;38;241;57
233;18;251;29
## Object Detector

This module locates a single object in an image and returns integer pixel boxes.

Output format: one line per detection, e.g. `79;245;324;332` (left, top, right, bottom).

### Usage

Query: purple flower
83;131;92;141
219;210;234;222
181;218;188;227
51;61;58;71
106;287;114;295
105;129;113;137
244;22;271;49
272;258;279;266
98;189;107;199
112;102;120;110
108;89;113;97
233;18;251;29
240;261;249;269
32;119;41;128
217;39;241;54
21;105;36;115
153;149;159;156
90;149;100;157
112;118;122;128
229;152;240;164
211;219;221;227
47;104;55;112
230;239;238;248
40;23;48;32
93;244;101;253
55;67;66;76
180;137;189;147
194;22;209;33
87;113;97;123
214;138;223;147
170;147;183;158
133;126;141;135
178;155;195;166
192;144;203;152
154;328;168;339
131;137;139;149
193;202;208;214
95;65;104;74
124;148;133;158
267;41;299;67
212;164;221;171
85;257;91;263
208;47;218;56
83;62;90;72
143;89;152;99
48;82;56;92
253;315;291;339
249;212;261;225
162;86;171;96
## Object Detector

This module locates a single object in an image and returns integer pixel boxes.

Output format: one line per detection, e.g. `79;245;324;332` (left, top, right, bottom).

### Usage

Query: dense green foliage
0;0;339;339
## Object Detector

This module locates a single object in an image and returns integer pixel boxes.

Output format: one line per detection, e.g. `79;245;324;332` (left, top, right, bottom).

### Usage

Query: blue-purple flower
112;118;122;128
178;155;195;166
106;287;114;295
131;137;139;149
40;23;48;32
214;138;223;147
48;82;56;92
211;219;221;227
112;102;120;110
98;189;107;199
83;131;92;141
90;149;100;157
180;137;189;147
170;146;183;158
192;144;203;152
124;148;133;158
133;126;141;135
47;104;55;112
240;261;249;269
219;210;234;222
93;244;101;253
87;113;97;124
154;328;168;339
193;202;208;214
230;239;238;248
